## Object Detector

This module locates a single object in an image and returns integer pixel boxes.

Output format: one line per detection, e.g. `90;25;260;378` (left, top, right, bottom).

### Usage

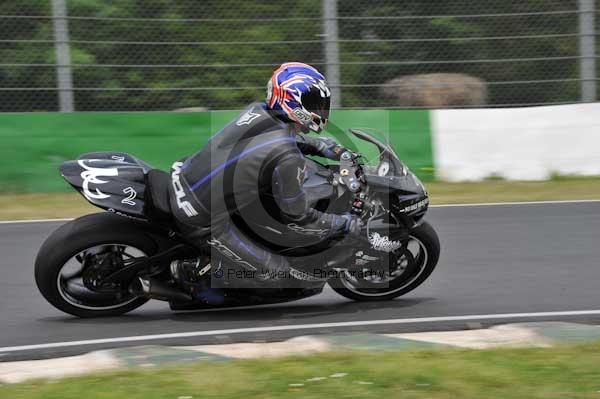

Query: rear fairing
60;152;153;218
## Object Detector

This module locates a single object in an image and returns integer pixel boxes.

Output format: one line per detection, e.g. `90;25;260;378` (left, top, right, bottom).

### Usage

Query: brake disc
81;250;125;292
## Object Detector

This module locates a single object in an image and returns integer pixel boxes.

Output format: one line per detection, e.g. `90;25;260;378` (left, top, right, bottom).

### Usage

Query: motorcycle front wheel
328;221;440;301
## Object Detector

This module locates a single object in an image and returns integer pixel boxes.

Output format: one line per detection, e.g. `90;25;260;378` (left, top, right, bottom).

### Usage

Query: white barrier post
322;0;341;108
579;0;597;102
51;0;75;112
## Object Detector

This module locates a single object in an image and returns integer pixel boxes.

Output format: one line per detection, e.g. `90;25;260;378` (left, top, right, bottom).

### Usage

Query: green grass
0;193;96;220
429;176;600;205
1;177;599;220
3;343;600;398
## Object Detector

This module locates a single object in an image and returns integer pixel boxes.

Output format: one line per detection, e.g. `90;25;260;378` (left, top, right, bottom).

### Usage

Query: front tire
329;221;440;301
35;213;157;317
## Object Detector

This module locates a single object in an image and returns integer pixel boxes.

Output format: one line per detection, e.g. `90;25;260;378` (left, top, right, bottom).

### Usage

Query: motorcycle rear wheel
328;221;440;301
35;213;156;317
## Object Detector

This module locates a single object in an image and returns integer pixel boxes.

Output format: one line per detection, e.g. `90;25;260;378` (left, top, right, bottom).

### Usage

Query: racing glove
296;135;347;161
343;213;364;238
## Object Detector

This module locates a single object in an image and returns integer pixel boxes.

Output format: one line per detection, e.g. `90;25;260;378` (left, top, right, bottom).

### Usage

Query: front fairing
349;129;429;221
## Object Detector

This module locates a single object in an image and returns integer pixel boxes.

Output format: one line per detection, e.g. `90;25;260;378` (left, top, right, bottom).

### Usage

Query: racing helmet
266;62;331;133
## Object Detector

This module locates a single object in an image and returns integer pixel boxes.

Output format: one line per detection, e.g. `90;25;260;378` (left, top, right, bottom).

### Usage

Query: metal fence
0;0;597;112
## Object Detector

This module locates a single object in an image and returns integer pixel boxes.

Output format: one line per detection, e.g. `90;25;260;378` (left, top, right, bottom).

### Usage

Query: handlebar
338;151;364;193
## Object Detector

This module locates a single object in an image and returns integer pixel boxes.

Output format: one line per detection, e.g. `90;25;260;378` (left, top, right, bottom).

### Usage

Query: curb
1;321;599;384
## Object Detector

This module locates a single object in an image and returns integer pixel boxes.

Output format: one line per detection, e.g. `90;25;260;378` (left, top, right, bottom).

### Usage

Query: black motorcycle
35;128;440;317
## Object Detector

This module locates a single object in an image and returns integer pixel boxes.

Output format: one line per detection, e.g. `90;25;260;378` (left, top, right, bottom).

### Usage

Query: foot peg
170;258;211;284
130;277;192;302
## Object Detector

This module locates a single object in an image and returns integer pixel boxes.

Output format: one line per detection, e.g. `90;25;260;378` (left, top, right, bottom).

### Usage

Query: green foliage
0;0;592;111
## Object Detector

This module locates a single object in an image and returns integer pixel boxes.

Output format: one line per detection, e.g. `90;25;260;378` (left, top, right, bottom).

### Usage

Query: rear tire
35;213;157;317
329;221;440;301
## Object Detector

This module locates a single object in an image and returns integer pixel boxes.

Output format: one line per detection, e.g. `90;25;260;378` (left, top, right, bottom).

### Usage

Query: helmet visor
301;85;331;122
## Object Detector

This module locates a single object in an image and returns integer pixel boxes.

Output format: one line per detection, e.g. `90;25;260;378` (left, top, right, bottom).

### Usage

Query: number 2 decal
122;187;137;206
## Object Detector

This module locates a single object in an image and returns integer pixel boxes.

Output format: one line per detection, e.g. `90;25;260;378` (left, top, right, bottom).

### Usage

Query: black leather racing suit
168;102;350;283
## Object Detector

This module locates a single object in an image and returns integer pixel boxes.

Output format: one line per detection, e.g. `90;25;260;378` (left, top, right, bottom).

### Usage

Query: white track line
1;309;600;353
432;199;600;208
1;199;599;225
0;218;72;225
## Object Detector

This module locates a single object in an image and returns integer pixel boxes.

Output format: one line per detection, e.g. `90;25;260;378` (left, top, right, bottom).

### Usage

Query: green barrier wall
1;110;432;193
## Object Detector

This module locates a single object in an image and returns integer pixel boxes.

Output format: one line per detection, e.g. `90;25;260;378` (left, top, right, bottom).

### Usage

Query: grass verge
1;177;599;220
2;343;600;398
430;176;600;205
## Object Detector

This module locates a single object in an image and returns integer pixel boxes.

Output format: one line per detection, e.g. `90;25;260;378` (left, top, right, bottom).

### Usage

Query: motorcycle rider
168;62;362;289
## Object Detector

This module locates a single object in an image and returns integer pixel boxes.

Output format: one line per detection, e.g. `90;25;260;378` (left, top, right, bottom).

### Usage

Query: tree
0;0;591;111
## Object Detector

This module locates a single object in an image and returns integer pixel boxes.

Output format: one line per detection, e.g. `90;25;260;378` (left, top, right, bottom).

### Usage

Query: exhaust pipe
130;277;192;302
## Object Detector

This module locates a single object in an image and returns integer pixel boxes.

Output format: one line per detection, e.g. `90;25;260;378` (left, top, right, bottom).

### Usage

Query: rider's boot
170;257;226;305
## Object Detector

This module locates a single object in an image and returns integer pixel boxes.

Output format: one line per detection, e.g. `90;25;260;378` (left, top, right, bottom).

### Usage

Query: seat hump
146;169;172;221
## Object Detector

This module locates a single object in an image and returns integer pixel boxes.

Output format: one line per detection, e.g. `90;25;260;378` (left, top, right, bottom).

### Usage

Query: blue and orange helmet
266;62;331;133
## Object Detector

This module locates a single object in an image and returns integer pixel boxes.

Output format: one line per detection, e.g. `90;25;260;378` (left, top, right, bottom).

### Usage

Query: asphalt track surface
1;201;599;361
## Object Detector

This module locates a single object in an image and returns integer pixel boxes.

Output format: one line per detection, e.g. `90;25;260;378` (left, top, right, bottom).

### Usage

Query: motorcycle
35;128;440;317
